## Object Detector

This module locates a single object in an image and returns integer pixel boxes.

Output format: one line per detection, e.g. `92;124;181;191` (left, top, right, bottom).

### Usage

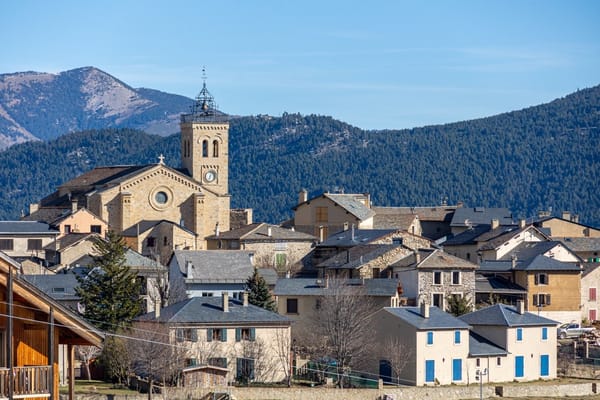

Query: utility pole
476;368;488;400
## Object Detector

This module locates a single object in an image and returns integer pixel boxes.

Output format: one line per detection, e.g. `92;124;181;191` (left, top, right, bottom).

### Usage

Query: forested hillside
1;85;599;227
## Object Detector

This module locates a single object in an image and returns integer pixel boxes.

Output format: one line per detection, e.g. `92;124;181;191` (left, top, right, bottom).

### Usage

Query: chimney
325;275;329;288
491;218;499;230
511;254;517;269
351;224;355;241
215;223;220;237
299;189;308;204
267;227;272;237
154;301;161;318
249;253;255;265
222;292;229;312
243;291;249;307
364;193;371;208
457;201;464;208
573;214;579;223
415;251;421;264
71;199;78;213
420;302;430;318
519;219;526;229
318;226;325;243
516;300;525;315
562;211;571;221
343;222;349;231
29;203;39;214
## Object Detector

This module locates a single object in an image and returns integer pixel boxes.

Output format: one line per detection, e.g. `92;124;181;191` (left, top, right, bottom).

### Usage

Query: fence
0;366;52;398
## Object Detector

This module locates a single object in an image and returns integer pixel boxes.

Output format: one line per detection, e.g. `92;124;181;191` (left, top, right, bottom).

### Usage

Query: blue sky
2;1;599;130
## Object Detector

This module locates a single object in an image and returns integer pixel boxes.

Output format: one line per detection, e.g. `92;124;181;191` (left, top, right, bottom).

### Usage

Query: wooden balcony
0;366;51;398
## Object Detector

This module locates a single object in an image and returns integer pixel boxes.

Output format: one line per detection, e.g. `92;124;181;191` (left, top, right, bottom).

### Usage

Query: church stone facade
25;81;234;258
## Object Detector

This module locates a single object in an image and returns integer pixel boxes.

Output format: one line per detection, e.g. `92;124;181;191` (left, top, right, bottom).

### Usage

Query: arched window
186;140;191;157
202;140;208;157
213;140;219;157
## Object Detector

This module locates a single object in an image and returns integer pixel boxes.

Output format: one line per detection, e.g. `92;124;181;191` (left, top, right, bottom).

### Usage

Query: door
540;354;549;377
379;359;392;383
515;356;524;378
452;358;462;381
425;360;435;383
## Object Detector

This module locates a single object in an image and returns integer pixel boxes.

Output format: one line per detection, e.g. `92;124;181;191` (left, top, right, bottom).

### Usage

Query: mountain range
0;67;599;227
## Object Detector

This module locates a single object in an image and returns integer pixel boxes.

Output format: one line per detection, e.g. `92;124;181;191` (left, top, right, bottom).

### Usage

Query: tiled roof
135;296;290;325
451;207;514;227
317;229;397;247
324;194;376;221
171;250;254;282
318;244;402;270
273;278;400;297
459;303;558;327
383;306;470;330
468;331;508;357
372;206;458;222
58;165;150;189
206;223;316;241
0;221;59;235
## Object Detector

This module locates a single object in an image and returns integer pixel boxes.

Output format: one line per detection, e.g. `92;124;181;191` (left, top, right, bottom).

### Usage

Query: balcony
0;366;51;398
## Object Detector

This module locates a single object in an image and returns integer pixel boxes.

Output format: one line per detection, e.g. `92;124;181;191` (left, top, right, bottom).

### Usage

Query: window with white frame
535;273;549;285
433;271;442;285
451;271;461;285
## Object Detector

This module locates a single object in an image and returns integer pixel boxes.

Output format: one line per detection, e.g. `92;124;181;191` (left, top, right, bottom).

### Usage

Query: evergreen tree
446;295;473;317
245;268;276;312
76;231;142;332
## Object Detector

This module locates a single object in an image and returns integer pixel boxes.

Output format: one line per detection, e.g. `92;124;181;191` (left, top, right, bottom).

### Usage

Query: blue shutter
454;330;461;344
540;354;549;376
425;360;435;383
516;328;523;341
452;359;462;381
542;327;548;340
207;328;213;342
236;328;241;342
221;328;228;342
515;356;524;378
427;331;434;345
250;328;256;341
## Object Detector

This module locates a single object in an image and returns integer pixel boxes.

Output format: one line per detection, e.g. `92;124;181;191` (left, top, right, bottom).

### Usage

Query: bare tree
308;279;377;388
128;322;189;399
76;345;102;381
377;337;412;385
100;334;135;386
273;328;292;386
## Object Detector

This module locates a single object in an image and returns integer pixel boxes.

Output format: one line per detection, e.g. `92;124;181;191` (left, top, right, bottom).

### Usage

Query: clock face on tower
204;170;217;183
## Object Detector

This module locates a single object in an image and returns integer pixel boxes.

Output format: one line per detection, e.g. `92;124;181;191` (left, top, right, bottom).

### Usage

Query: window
286;298;298;314
316;207;328;222
27;239;42;251
176;328;198;342
90;225;102;234
497;357;502;366
155;191;168;204
535;273;549;285
432;293;443;308
426;331;434;345
590;288;597;301
392;237;403;245
236;327;256;342
275;253;287;269
452;271;461;285
372;268;381;278
163;236;168;246
147;237;156;247
476;358;480;367
201;292;214;297
533;294;551;307
209;357;227;368
213;140;219;157
202;140;208;157
0;239;13;251
315;298;321;310
542;327;548;340
64;225;71;234
207;328;227;342
516;328;523;341
52;287;65;293
454;330;461;344
433;271;442;285
236;358;255;382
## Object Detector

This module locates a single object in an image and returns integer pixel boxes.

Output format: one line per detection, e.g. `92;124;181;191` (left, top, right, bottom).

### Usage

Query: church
24;80;243;264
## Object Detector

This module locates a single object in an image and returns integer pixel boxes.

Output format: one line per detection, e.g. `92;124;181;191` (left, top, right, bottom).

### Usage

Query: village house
450;207;514;235
372;203;461;240
135;293;291;384
534;211;600;238
317;244;411;279
46;206;108;238
0;221;59;263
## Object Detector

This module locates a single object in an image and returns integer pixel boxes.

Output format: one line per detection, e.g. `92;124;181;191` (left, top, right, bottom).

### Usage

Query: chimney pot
222;292;229;312
491;218;499;229
516;300;525;315
154;301;161;318
562;211;571;221
267;227;272;237
318;226;325;243
243;291;249;307
299;189;308;204
71;199;78;213
519;219;526;229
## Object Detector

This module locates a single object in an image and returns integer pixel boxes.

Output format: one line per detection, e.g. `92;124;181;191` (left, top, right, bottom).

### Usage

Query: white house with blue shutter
135;292;291;384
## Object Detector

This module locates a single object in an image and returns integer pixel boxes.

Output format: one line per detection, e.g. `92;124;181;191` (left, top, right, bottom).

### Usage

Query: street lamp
475;368;488;400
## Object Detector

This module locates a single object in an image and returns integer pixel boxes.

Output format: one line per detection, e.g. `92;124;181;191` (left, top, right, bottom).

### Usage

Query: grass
59;379;140;395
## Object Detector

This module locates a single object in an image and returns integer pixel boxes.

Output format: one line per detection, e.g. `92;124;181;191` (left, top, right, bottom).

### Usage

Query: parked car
557;323;595;339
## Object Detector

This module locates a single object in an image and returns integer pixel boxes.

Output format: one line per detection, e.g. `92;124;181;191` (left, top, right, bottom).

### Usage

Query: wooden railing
0;366;51;398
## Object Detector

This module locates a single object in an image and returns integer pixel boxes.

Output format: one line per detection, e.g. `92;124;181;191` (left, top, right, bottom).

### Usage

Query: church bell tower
180;71;229;196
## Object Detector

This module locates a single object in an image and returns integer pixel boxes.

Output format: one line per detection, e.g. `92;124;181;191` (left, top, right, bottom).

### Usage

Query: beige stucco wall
58;239;97;266
515;271;581;312
55;209;107;238
173;324;291;383
581;266;600;322
0;234;56;260
541;219;600;238
294;196;370;239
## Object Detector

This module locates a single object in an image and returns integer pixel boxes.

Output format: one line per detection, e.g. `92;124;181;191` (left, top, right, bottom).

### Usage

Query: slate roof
257;268;278;286
390;248;477;270
372;206;458;222
475;275;526;295
372;212;419;231
560;237;600;253
318;244;402;270
23;273;80;302
69;248;164;272
57;165;149;190
468;331;508;357
451;207;514;227
442;225;493;246
324;193;375;221
205;223;316;241
499;241;562;262
0;221;59;235
171;250;254;282
43;232;98;251
121;220;197;237
382;306;470;330
459;303;559;327
135;296;290;325
273;278;401;297
479;255;581;273
317;229;397;247
20;207;69;223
